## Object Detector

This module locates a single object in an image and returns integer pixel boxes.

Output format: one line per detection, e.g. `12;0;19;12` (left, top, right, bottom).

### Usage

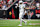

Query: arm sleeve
23;4;26;8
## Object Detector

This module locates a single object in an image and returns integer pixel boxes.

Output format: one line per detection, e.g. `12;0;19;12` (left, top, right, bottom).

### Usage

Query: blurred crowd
0;0;40;10
23;0;40;9
0;0;16;10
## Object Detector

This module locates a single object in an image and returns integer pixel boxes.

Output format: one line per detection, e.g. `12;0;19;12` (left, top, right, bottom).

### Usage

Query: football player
18;0;27;26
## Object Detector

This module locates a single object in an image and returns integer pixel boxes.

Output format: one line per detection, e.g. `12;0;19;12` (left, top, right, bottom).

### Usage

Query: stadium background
0;0;40;19
0;0;19;19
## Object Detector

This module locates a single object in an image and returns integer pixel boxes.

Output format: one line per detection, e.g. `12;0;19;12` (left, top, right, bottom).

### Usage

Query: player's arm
24;4;26;9
24;8;25;9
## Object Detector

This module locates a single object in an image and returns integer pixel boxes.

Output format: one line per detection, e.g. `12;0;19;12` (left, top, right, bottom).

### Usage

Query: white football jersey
19;4;25;12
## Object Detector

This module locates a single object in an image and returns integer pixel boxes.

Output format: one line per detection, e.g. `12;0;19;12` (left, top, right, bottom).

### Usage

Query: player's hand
24;8;25;9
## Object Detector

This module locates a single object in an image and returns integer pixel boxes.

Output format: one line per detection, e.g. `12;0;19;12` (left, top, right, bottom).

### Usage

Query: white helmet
19;1;23;3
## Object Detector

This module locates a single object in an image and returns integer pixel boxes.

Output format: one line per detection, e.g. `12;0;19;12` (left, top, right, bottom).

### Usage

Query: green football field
0;19;40;27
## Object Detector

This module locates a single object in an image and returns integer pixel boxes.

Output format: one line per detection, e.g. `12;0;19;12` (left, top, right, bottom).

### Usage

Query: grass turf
0;19;40;27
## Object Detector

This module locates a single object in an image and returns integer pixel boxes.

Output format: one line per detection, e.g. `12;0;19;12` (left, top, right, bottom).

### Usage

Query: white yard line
29;23;40;25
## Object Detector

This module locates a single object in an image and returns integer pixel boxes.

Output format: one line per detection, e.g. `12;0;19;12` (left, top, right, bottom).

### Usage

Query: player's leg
22;11;27;25
18;11;25;26
19;14;27;26
18;12;22;26
18;11;27;26
21;19;27;25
